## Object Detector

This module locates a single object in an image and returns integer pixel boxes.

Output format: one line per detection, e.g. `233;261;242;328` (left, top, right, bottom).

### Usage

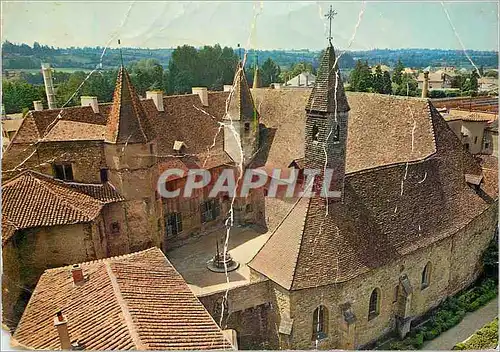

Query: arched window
312;124;319;142
368;288;380;320
333;124;340;142
312;305;328;340
421;262;431;289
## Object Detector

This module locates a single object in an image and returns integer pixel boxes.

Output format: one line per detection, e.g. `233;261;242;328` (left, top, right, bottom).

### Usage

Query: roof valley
104;261;146;350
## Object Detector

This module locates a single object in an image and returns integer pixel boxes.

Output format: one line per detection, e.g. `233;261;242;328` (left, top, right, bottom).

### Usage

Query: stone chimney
80;96;99;113
146;91;164;112
422;71;429;98
223;85;233;92
71;264;84;285
33;101;43;111
192;87;208;106
54;311;71;350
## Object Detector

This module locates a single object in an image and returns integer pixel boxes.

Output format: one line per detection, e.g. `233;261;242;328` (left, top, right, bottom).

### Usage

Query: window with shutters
166;212;182;237
201;199;220;223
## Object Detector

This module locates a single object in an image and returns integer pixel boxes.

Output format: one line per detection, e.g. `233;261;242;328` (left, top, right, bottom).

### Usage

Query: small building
442;109;498;154
285;72;316;87
12;248;233;350
1;113;24;151
417;69;454;90
478;77;498;93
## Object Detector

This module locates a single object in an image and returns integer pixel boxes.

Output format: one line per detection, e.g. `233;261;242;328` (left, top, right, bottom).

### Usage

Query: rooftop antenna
118;39;124;67
324;5;337;44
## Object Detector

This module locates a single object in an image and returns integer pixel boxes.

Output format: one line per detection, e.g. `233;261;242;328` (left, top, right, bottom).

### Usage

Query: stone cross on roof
325;5;337;43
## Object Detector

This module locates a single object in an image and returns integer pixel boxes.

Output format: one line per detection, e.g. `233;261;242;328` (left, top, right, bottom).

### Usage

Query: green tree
373;65;384;93
350;60;372;92
382;71;392;94
394;73;418;97
128;59;164;96
2;79;46;114
261;58;281;87
392;58;404;85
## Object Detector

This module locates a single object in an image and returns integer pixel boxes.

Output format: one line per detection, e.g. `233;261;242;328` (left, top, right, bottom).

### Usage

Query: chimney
298;74;301;87
192;87;208;106
80;96;99;113
305;73;309;87
54;311;72;350
146;91;164;112
223;85;233;92
42;63;57;110
33;101;44;111
71;264;84;285
422;71;429;98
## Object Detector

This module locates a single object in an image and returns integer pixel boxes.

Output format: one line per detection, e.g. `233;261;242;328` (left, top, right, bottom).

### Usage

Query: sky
1;1;498;51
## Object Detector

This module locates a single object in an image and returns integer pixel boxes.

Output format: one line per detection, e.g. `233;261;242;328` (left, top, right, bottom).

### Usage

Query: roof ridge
44;247;161;273
289;197;311;290
104;261;147;350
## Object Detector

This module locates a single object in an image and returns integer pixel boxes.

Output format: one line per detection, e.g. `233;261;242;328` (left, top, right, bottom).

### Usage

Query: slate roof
13;248;232;350
305;43;349;113
105;66;156;144
249;98;496;291
2;171;123;245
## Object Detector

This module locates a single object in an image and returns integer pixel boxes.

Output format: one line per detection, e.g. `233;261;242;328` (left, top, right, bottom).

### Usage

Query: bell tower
304;7;350;200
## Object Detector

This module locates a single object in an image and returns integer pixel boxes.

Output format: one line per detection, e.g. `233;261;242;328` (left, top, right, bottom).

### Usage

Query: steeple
305;42;349;114
226;61;258;122
223;61;260;166
105;66;155;144
304;40;349;200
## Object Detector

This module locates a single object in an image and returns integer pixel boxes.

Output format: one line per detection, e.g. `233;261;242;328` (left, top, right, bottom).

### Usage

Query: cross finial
325;5;337;43
237;43;241;61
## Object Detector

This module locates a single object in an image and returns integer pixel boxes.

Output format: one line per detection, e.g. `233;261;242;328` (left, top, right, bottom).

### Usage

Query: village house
2;39;498;350
442;109;498;154
417;68;455;90
12;247;234;350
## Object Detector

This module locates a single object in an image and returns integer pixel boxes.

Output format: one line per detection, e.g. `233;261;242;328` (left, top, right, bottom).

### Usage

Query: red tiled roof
249;103;495;290
443;109;498;122
105;66;156;144
13;248;232;350
2;171;123;244
42;120;105;141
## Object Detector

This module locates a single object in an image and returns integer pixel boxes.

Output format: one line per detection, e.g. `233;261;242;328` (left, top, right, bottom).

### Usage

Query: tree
261;58;281;87
128;59;164;96
392;58;404;85
394;73;418;97
373;65;384;93
349;60;372;92
382;71;392;94
2;79;46;114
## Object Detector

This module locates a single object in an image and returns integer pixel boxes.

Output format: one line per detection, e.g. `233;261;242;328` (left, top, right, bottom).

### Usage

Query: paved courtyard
166;225;272;296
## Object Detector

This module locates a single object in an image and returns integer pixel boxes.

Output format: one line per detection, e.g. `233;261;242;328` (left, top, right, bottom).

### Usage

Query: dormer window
173;141;186;154
53;163;73;181
312;124;319;142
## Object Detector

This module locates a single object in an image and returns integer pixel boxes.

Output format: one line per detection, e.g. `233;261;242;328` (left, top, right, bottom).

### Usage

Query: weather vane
325;5;337;43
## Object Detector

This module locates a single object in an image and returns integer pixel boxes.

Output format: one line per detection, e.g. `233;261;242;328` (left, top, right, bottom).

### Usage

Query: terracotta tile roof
42;120;105;141
227;61;259;121
13;248;232;350
252;89;436;173
249;101;495;290
2;217;18;246
305;43;349;113
443;109;498;122
2;171;123;244
105;66;156;144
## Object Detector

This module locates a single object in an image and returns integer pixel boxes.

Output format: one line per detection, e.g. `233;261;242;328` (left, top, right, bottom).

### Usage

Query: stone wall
269;203;497;350
198;280;274;349
2;221;106;330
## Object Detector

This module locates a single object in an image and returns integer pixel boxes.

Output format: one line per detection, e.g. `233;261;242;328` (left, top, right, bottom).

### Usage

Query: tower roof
105;66;155;144
305;43;349;114
226;61;259;121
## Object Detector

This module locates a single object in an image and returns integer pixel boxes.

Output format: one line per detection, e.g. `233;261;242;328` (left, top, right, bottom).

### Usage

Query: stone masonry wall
271;203;497;350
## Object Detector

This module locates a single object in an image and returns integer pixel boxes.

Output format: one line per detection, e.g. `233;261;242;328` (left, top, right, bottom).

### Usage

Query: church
2;35;497;349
